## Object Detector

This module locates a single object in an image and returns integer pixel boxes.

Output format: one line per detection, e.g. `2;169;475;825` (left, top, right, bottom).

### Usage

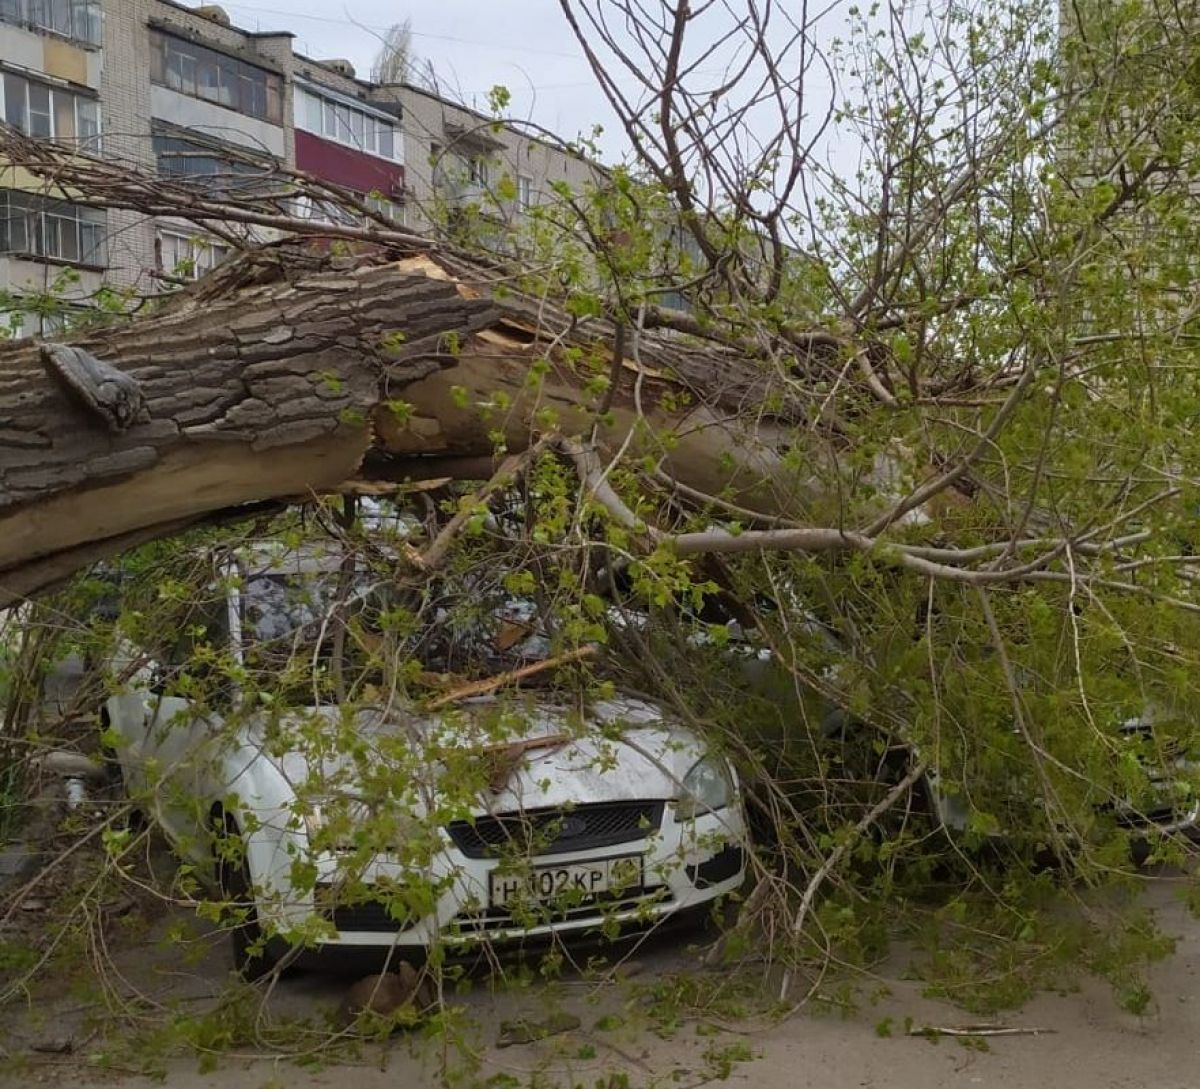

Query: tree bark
0;248;816;603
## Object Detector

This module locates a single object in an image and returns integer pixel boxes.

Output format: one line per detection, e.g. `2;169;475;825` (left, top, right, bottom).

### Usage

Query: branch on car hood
481;735;573;794
424;645;598;711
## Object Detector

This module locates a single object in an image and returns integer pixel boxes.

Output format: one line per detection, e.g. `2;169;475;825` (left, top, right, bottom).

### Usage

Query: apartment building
289;52;404;228
399;82;602;236
0;0;299;332
0;1;603;337
0;0;106;335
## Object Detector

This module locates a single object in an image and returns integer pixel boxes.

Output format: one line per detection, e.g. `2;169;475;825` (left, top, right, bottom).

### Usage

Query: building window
365;192;402;223
467;157;489;186
0;0;102;48
1;70;101;148
291;192;402;228
149;30;283;126
153;130;275;196
517;174;533;211
0;189;106;266
0;305;78;340
293;85;402;162
157;229;231;280
291;194;359;228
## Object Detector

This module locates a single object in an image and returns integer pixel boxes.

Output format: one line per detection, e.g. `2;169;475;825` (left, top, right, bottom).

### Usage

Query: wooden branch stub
40;344;149;432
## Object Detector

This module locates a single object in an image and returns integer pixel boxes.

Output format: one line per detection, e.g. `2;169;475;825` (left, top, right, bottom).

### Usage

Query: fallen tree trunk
0;247;817;603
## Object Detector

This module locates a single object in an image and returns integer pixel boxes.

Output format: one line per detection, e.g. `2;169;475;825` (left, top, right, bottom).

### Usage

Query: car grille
452;885;673;934
322;886;674;937
445;801;665;859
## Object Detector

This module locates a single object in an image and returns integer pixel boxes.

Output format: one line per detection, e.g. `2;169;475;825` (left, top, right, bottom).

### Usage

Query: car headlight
675;756;734;821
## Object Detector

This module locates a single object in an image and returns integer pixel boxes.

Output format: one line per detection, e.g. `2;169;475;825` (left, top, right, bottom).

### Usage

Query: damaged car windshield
242;571;350;643
237;564;392;695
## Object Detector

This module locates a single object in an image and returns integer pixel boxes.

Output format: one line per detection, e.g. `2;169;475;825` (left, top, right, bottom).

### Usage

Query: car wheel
211;812;281;981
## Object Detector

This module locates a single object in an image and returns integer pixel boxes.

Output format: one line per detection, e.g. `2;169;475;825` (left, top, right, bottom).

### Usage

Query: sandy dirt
2;865;1199;1089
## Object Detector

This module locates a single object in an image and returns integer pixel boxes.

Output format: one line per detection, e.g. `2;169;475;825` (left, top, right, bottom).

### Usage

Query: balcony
0;0;102;49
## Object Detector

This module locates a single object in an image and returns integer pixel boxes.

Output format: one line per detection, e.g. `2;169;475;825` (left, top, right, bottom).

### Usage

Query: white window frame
290;194;359;228
467;157;490;186
0;307;77;340
0;69;102;149
151;128;274;197
157;229;232;281
364;192;402;224
293;84;403;163
0;0;102;48
0;189;107;267
517;174;533;211
290;193;403;229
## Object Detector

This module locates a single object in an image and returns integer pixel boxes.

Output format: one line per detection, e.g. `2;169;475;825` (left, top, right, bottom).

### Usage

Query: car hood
252;696;705;814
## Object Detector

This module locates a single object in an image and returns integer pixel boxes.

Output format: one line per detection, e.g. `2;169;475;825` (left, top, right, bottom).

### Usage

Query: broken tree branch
417;442;545;571
424;645;598;710
778;757;929;1001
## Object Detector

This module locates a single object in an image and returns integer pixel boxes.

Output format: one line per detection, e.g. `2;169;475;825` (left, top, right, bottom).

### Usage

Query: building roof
155;0;294;39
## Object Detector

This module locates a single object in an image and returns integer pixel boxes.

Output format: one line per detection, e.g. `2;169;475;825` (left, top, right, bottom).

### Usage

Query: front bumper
251;802;748;953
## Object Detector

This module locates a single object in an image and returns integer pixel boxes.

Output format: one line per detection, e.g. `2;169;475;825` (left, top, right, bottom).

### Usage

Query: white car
99;548;747;975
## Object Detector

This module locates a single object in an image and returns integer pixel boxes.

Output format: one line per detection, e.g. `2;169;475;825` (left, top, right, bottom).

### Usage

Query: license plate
489;855;642;908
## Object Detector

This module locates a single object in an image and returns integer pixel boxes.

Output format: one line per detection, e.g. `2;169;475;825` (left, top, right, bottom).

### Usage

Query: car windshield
242;571;345;643
237;562;392;700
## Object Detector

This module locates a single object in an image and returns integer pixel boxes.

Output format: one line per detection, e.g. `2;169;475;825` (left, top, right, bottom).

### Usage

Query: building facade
398;82;602;236
0;1;603;338
0;0;106;335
